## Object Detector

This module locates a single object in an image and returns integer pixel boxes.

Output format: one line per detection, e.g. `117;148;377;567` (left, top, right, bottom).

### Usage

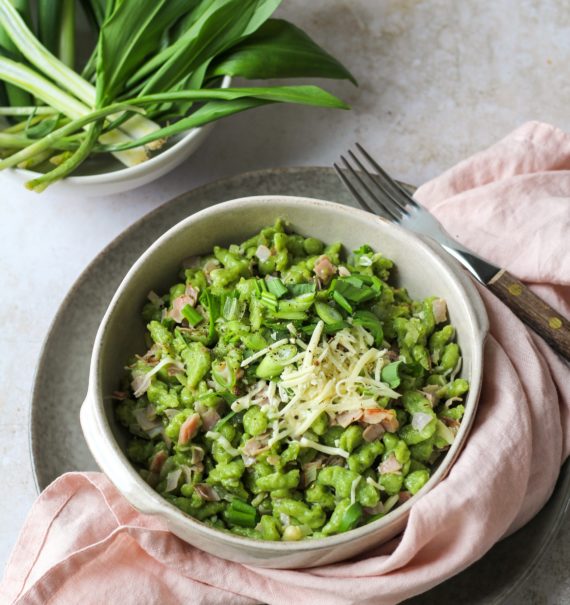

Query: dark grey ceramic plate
30;167;569;604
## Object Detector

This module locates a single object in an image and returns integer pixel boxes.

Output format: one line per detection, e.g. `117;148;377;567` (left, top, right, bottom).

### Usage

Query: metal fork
334;144;570;361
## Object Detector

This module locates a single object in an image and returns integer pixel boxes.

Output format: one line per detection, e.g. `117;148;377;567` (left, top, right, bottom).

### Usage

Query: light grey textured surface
0;0;569;602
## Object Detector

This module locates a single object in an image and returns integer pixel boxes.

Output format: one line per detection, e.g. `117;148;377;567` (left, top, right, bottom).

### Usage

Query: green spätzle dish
113;220;468;541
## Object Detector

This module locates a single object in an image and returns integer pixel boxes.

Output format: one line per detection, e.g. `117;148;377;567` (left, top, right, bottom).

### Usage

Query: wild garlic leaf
211;19;357;84
100;85;348;151
95;0;189;106
137;0;281;96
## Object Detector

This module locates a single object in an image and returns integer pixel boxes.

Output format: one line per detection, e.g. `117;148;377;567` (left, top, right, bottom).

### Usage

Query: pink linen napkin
2;120;569;605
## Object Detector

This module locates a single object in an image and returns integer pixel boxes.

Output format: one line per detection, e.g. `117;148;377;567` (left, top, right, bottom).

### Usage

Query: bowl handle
80;390;164;516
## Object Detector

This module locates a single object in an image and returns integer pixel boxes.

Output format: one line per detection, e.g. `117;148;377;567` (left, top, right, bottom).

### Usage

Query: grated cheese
350;476;361;505
299;437;349;458
238;323;399;449
267;324;397;442
131;357;175;398
366;476;385;492
205;431;240;457
240;338;289;367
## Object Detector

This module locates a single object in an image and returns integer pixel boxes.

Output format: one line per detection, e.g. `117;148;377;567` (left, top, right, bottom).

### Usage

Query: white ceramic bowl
3;76;231;197
81;196;488;568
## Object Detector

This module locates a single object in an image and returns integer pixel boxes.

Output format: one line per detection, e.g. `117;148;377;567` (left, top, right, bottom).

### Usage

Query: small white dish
3;76;231;197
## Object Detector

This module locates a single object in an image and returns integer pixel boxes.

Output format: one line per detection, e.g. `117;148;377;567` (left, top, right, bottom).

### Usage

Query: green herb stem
59;0;75;69
25;119;102;192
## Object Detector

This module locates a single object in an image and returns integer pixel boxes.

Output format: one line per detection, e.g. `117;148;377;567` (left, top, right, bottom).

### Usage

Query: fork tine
338;156;401;222
346;150;407;219
355;143;419;210
333;162;378;216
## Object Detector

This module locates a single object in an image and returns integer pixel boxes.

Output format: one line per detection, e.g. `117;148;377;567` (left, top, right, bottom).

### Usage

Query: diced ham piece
442;417;460;429
242;455;257;467
194;483;220;502
134;408;162;432
190;446;205;464
149;450;168;474
322;455;346;468
242;433;270;456
335;409;363;428
386;350;400;362
169;294;198;323
251;383;270;406
185;284;199;305
432;298;447;324
382;414;400;433
200;408;221;431
362;423;385;442
166;360;185;377
301;460;323;487
164;408;179;421
379;453;402;475
313;255;337;284
255;245;271;262
146;472;160;488
363;502;384;515
147;290;164;307
131;373;150;397
178;413;201;445
362;408;399;433
398;491;412;504
411;412;433;432
420;388;438;408
203;259;220;283
165;469;182;492
140;344;160;363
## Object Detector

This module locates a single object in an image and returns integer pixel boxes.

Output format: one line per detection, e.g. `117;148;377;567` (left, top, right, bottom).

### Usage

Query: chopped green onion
256;278;268;293
288;282;316;297
260;291;278;310
278;295;314;314
222;295;240;320
334;277;376;303
332;290;353;314
224;507;257;528
181;304;203;327
230;499;258;515
353;310;383;345
314;301;343;325
213;410;237;431
272;310;308;321
199;291;220;345
338;502;362;532
358;274;383;293
381;360;404;388
256;343;297;378
323;320;349;334
266;276;288;299
224;498;258;527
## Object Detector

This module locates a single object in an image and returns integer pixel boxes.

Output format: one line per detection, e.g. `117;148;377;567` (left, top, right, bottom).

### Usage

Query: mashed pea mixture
114;220;468;541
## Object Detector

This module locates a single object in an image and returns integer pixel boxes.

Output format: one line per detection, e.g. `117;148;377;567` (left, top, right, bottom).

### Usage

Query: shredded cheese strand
240;338;289;367
350;476;361;505
299;437;349;458
205;431;240;457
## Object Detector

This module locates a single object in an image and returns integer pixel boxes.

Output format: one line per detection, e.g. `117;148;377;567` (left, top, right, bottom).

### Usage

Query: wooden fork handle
487;270;570;361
